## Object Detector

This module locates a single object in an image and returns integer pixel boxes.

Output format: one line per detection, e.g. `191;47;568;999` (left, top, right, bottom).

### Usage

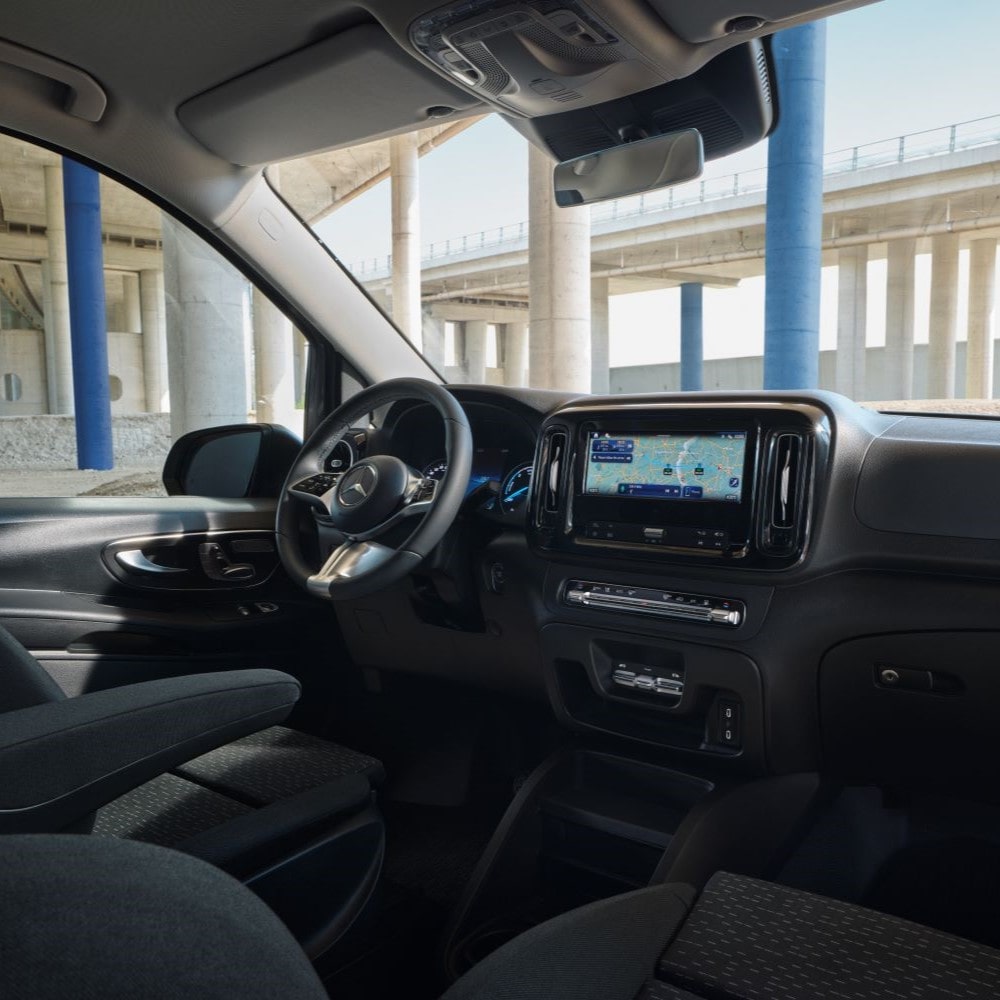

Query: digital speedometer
501;463;533;512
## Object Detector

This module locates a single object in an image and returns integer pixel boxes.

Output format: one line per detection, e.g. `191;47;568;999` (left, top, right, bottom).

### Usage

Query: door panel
0;498;341;712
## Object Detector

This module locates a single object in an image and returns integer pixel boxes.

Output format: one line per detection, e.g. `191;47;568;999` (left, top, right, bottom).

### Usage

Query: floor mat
863;837;1000;948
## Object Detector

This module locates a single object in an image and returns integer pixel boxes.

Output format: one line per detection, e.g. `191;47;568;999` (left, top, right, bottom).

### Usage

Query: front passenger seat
0;624;385;961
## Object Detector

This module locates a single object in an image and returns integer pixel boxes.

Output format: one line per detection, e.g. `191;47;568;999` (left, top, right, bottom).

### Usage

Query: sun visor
177;23;481;166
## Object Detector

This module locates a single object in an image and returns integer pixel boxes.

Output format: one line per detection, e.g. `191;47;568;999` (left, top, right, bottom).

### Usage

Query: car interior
3;0;1000;998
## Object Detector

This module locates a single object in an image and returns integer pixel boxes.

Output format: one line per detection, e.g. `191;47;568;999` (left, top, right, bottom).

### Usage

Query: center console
523;399;829;767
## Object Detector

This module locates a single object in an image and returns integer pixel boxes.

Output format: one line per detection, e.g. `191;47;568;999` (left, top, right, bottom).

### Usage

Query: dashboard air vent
760;431;809;557
538;428;568;526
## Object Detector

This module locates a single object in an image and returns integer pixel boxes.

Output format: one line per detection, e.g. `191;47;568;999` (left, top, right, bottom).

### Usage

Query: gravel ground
0;467;166;498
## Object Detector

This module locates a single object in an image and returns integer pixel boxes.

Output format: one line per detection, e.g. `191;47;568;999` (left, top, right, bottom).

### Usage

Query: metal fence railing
347;114;1000;279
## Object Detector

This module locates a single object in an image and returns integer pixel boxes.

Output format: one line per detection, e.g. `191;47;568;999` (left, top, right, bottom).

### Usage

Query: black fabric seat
0;624;386;961
440;871;1000;1000
94;725;385;847
4;837;1000;1000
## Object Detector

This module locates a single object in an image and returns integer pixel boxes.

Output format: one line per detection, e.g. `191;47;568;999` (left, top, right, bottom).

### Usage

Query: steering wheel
276;378;472;601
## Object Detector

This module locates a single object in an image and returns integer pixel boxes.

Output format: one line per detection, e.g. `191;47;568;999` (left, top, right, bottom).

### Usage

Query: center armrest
0;669;300;834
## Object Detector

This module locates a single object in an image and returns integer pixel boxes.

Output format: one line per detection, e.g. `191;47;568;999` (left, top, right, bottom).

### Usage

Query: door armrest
0;669;300;833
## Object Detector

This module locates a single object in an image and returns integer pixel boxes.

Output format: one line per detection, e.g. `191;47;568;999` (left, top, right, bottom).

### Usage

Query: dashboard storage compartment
820;632;1000;799
539;623;764;768
442;749;713;981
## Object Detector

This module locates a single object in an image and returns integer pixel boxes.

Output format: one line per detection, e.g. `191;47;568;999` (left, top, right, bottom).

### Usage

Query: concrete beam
428;300;527;323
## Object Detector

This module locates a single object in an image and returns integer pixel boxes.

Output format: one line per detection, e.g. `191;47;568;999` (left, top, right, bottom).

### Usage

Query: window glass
276;0;1000;416
0;138;306;497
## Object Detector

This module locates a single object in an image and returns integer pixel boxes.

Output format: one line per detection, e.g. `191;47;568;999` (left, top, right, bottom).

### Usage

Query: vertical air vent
755;46;772;105
537;428;568;527
760;431;809;557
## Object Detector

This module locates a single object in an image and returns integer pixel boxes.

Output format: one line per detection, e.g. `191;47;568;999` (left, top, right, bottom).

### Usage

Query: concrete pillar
528;143;591;391
139;269;168;412
62;158;113;470
464;319;488;383
422;309;446;371
161;213;250;438
504;322;529;387
293;329;307;407
121;272;141;333
927;232;960;398
680;283;704;391
591;277;610;393
40;260;56;412
252;289;296;427
389;133;422;350
966;239;997;400
43;164;74;413
884;238;916;400
835;245;868;399
763;23;826;390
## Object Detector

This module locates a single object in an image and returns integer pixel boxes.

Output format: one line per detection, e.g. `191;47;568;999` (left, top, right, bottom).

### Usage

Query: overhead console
527;400;828;571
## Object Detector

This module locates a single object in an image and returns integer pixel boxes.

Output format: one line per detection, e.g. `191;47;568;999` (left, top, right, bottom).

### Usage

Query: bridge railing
348;114;1000;279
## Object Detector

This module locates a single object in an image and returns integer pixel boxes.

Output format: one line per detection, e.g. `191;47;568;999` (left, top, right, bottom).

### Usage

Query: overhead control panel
409;1;664;117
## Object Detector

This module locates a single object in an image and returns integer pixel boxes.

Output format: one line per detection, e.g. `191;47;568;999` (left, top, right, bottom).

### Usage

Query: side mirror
553;129;704;207
162;424;301;498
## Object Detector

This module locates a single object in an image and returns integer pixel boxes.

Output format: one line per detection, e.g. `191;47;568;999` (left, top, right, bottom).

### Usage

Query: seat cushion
173;724;385;805
92;772;253;845
658;871;1000;1000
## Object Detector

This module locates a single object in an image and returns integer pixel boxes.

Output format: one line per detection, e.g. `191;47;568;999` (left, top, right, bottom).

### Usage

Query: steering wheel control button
291;473;340;498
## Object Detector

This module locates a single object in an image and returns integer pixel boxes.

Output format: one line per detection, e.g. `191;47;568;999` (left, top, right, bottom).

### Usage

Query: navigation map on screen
584;431;747;502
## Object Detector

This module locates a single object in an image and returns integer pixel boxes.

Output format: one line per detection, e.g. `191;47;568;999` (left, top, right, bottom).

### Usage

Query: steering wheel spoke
306;540;397;597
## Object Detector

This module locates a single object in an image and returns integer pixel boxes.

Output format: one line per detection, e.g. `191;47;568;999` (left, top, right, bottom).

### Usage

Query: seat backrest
0;624;65;714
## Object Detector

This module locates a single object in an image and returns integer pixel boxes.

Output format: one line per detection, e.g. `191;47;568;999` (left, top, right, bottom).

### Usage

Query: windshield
276;0;1000;416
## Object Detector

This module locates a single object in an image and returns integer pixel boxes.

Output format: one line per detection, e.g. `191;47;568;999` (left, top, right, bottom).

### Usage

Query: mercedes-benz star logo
338;464;378;507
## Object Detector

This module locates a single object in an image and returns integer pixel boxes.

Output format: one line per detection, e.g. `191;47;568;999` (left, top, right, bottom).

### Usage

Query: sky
316;0;1000;371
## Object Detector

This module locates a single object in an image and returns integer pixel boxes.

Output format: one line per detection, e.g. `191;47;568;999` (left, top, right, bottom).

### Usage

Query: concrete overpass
351;115;1000;400
0;120;473;432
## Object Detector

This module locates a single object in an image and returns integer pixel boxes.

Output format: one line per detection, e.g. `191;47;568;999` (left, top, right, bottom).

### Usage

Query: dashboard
332;385;1000;806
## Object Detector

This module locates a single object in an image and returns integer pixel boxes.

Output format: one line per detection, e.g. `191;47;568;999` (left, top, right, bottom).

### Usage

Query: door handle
115;550;188;575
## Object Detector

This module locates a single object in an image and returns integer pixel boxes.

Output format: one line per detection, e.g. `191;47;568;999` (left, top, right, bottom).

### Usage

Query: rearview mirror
553;129;704;207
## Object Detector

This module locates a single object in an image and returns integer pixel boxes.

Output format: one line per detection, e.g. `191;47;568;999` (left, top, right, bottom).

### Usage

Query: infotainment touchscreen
584;431;748;502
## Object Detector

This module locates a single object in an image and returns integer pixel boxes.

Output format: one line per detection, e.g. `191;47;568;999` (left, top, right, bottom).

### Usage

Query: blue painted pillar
680;282;704;391
63;158;113;470
762;22;827;390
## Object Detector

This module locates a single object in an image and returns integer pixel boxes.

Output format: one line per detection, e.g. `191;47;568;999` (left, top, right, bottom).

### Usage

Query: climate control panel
564;580;744;627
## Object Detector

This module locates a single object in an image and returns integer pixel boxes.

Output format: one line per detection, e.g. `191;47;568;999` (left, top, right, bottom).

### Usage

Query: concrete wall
611;342;994;401
0;329;48;415
0;413;171;469
106;331;147;414
1;328;150;416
